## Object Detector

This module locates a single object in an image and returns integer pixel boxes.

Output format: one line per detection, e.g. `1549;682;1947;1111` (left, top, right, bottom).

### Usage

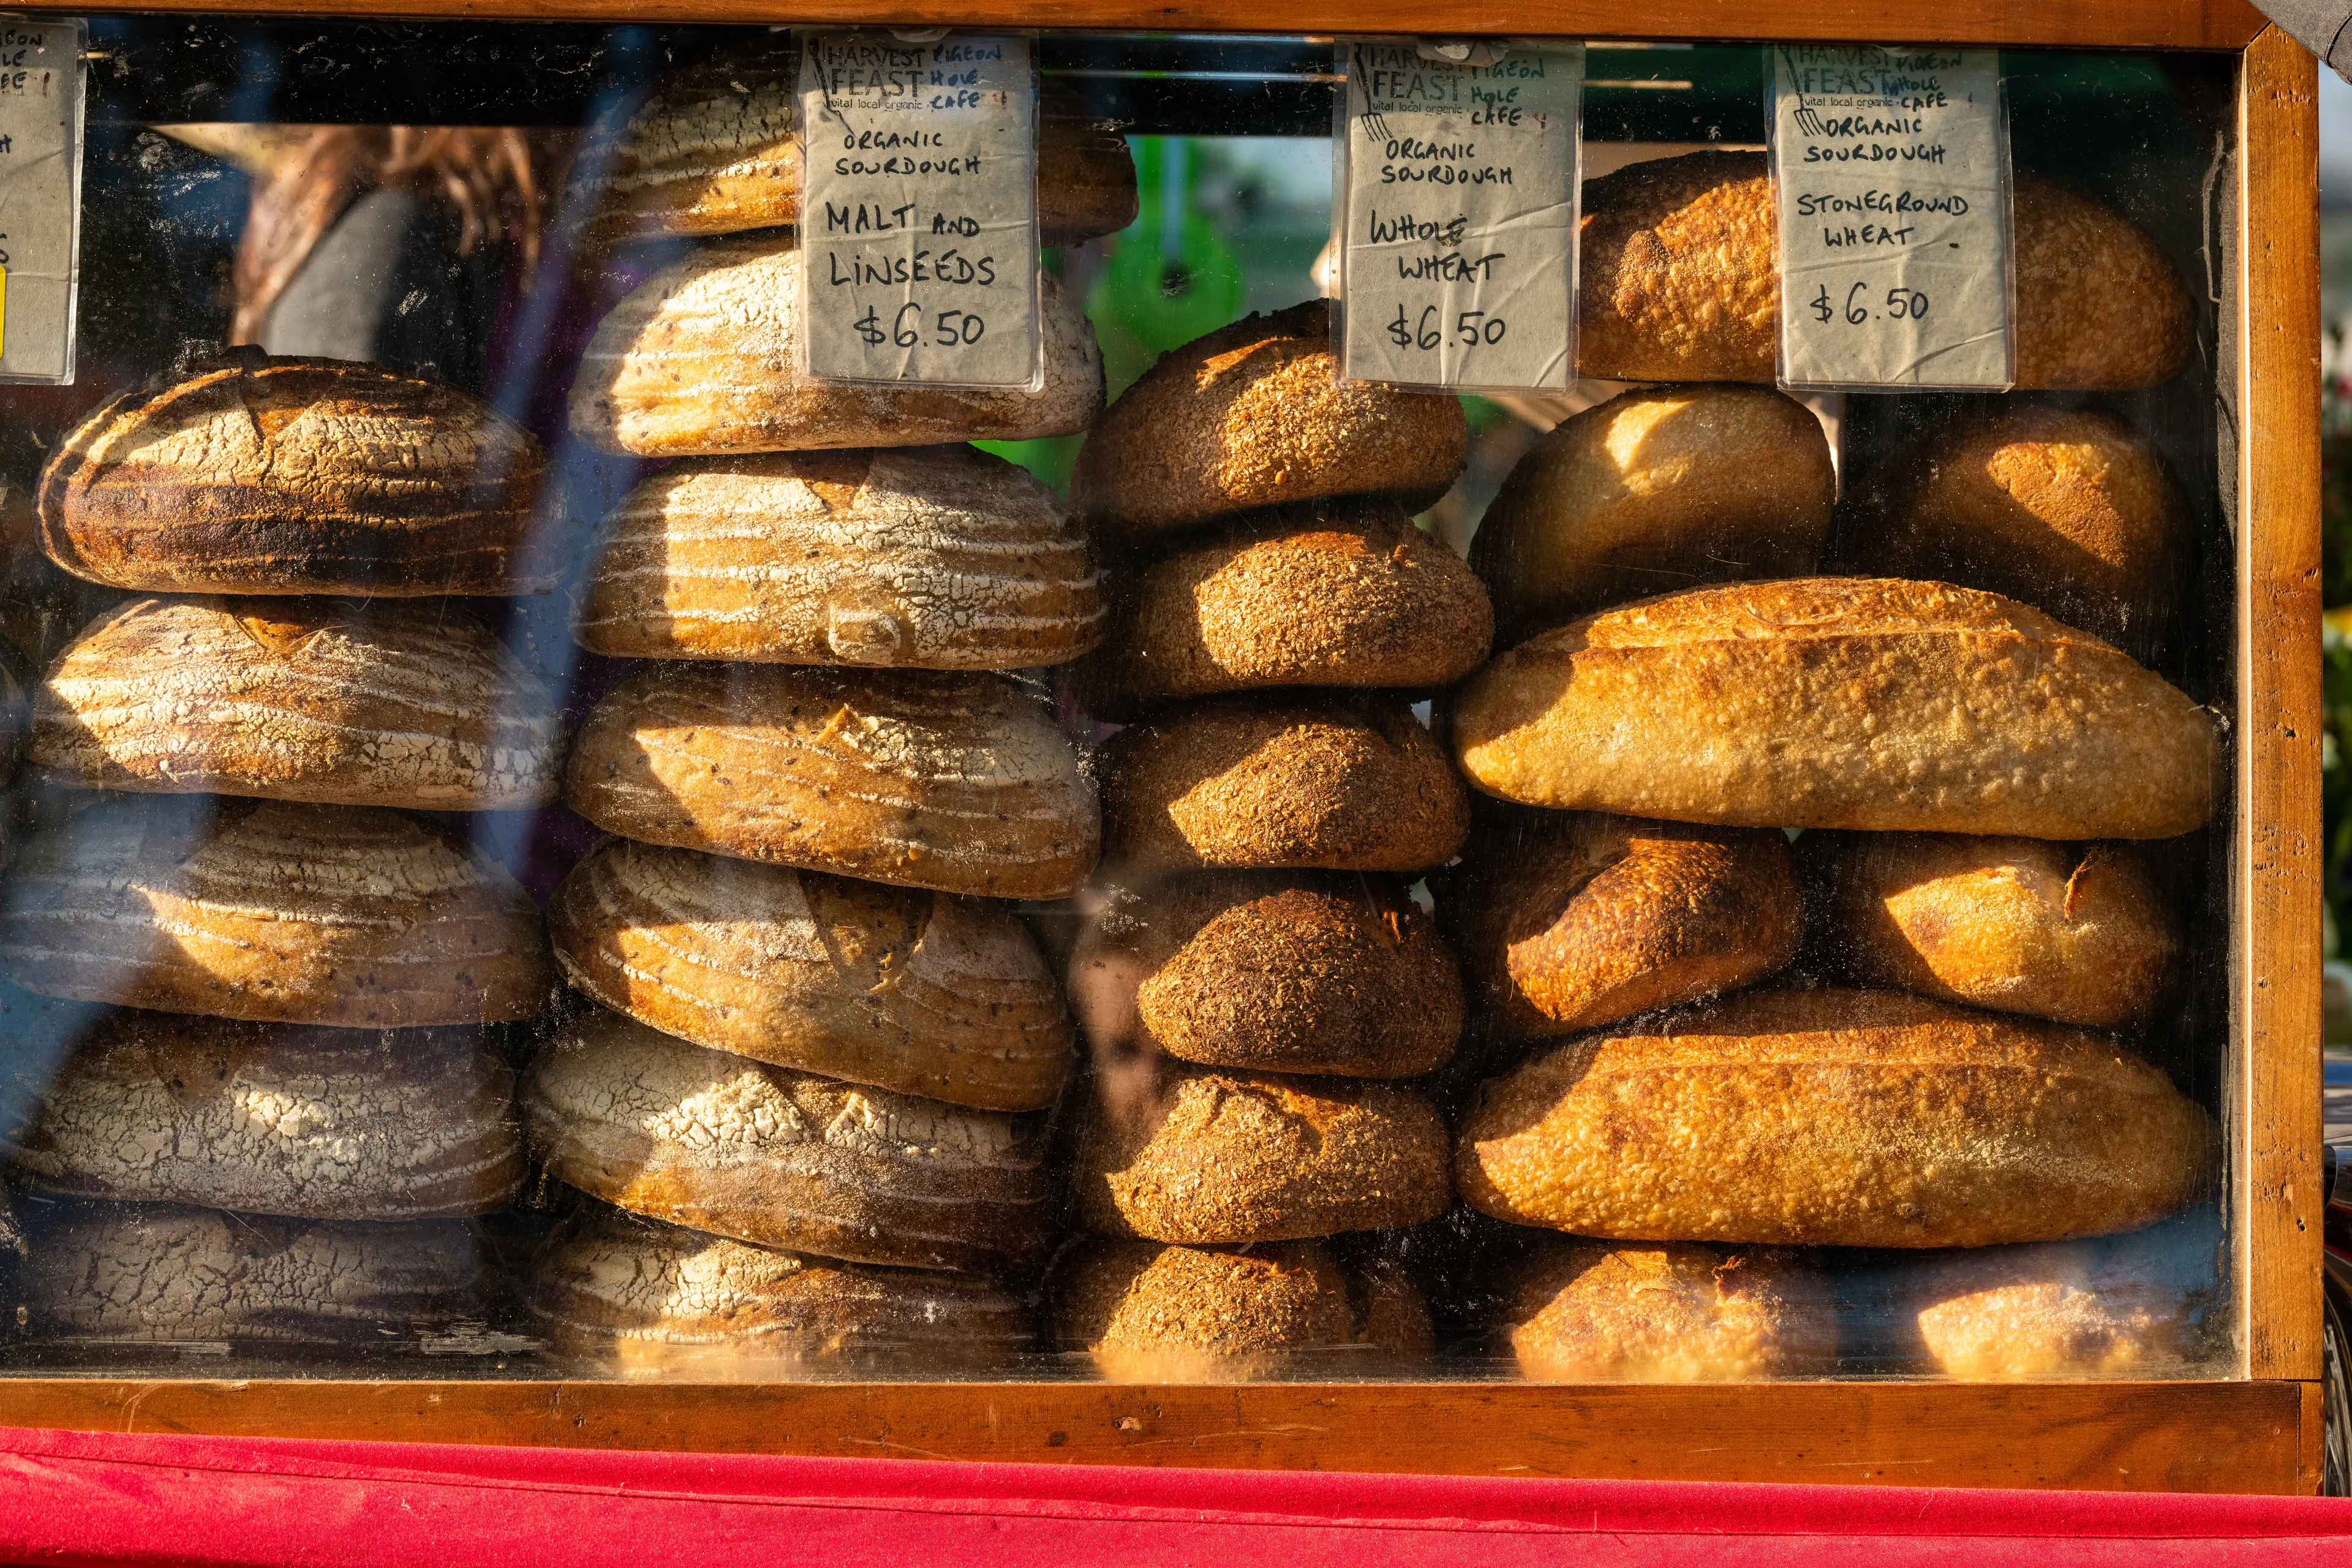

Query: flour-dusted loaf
550;836;1074;1111
1072;301;1471;541
529;1202;1033;1373
39;354;553;595
1067;872;1461;1077
1804;832;2179;1028
522;1006;1055;1273
1469;385;1834;639
1097;692;1470;873
1446;812;1800;1042
19;1201;485;1348
566;663;1098;899
1578;153;2192;389
0;796;552;1027
576;444;1103;669
570;242;1104;456
1071;1061;1452;1243
1458;987;2214;1248
1497;1240;1839;1382
1898;1235;2207;1379
14;1011;519;1219
1093;499;1492;704
1450;578;2215;839
31;596;562;809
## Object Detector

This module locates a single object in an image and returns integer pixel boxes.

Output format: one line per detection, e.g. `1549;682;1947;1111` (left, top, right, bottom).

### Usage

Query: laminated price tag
0;17;83;383
1336;40;1581;392
1773;46;2010;390
798;30;1039;388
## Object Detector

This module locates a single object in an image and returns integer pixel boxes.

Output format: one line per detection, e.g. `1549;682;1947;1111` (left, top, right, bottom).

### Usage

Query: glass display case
0;1;2321;1494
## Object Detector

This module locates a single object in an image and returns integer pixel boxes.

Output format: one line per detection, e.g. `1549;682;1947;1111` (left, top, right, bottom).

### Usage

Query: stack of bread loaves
1052;301;1486;1379
3;351;560;1352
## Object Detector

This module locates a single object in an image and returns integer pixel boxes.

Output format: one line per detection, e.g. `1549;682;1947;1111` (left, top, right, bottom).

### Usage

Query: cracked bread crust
521;1005;1056;1273
1498;1239;1838;1382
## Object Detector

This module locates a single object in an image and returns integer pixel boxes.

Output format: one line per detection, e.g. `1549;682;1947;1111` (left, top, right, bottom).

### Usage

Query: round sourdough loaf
1066;872;1461;1077
1802;831;2179;1029
1469;385;1834;639
1097;692;1470;873
1497;1240;1839;1382
1578;152;2192;390
1093;499;1492;703
529;1202;1033;1374
18;1201;484;1348
39;353;553;596
576;445;1104;669
14;1011;520;1219
570;242;1104;456
31;596;562;809
1449;577;2216;840
1445;812;1800;1042
0;796;552;1027
1458;987;2214;1249
1071;300;1470;540
549;836;1075;1111
565;663;1098;899
1070;1061;1452;1243
1899;1237;2203;1378
521;1006;1055;1273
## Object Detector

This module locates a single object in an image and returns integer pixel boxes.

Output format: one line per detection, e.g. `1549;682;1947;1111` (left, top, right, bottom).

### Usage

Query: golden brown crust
1049;1238;1357;1381
1458;987;2214;1249
566;663;1098;900
521;1006;1055;1273
1071;301;1470;540
549;836;1075;1111
1070;1062;1452;1243
576;445;1104;669
1900;1238;2204;1378
1803;831;2179;1028
0;796;553;1027
1469;385;1833;639
39;355;552;596
31;596;563;809
1449;577;2215;839
1498;1240;1839;1382
1098;692;1470;873
1577;154;2192;390
15;1011;520;1219
1067;871;1461;1077
1446;812;1800;1042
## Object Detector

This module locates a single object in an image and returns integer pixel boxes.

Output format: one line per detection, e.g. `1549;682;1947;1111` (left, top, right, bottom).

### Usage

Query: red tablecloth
1;1425;2349;1566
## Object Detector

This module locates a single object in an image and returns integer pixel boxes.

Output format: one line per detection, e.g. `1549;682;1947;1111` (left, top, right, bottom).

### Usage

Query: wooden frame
0;6;2324;1495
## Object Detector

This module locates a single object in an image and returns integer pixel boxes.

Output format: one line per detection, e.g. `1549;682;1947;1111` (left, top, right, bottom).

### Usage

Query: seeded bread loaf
1498;1240;1839;1382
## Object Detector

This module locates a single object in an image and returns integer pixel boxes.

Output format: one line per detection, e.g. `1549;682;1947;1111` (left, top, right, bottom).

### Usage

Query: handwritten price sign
0;19;83;384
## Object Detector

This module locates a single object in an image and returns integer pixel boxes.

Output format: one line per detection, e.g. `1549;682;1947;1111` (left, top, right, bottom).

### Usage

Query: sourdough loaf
566;663;1098;899
550;836;1075;1111
1895;1234;2208;1378
1498;1240;1839;1382
1450;578;2215;839
576;444;1104;669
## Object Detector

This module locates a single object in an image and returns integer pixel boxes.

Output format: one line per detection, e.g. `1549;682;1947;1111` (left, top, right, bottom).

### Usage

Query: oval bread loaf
550;836;1075;1111
576;444;1104;669
31;596;563;809
567;663;1098;900
0;796;552;1027
1898;1237;2204;1378
570;242;1104;456
522;1006;1055;1273
39;354;554;596
1450;577;2215;839
1498;1240;1839;1382
1458;987;2214;1249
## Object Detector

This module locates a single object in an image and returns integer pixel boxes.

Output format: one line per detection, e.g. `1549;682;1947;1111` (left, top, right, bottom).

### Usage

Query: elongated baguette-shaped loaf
15;1011;520;1219
550;836;1074;1111
1459;987;2214;1248
578;445;1103;669
567;663;1098;899
570;242;1104;456
522;1006;1056;1273
0;796;553;1027
1450;578;2215;839
31;596;562;809
39;354;554;595
1498;1240;1839;1382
